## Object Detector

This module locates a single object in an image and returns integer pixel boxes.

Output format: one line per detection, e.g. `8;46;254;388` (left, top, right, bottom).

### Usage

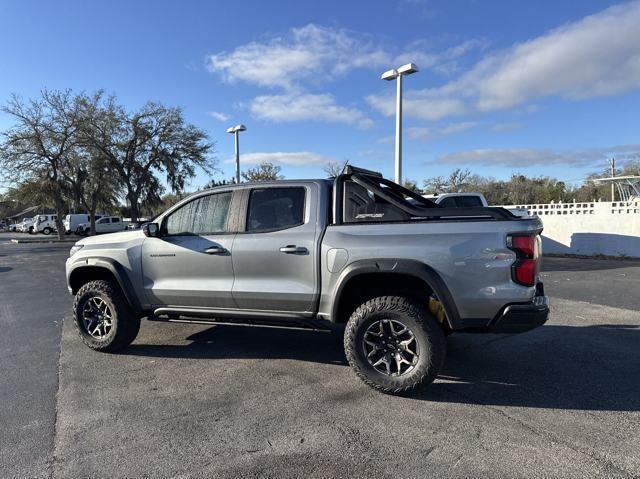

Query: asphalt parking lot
1;235;639;478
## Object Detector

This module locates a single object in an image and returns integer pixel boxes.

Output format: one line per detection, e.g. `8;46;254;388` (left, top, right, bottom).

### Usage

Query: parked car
424;192;489;208
18;217;35;233
33;214;58;235
64;214;96;234
424;192;529;217
124;217;151;230
76;216;126;236
66;166;548;395
9;223;19;232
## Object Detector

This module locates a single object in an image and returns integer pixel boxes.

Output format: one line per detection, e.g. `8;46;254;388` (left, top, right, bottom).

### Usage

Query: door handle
279;245;308;254
203;246;227;255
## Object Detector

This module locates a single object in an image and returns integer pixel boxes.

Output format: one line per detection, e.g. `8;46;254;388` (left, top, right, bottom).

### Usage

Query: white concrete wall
501;200;640;257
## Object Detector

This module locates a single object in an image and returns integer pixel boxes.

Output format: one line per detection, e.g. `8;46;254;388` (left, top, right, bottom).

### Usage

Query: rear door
141;190;238;308
95;217;110;233
231;184;320;313
110;217;123;232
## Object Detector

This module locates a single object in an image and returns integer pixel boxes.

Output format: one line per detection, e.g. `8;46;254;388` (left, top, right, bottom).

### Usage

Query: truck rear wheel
42;227;52;235
344;296;446;395
72;280;140;352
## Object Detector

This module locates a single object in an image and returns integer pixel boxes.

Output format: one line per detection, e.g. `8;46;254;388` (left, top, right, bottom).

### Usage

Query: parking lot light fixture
227;124;247;183
381;63;419;184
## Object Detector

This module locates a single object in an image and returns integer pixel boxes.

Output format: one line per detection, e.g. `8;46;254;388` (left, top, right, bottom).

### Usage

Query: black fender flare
330;258;462;329
68;257;142;314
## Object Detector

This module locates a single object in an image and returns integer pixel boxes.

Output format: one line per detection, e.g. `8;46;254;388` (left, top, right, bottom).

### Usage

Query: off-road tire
344;296;446;395
72;279;140;352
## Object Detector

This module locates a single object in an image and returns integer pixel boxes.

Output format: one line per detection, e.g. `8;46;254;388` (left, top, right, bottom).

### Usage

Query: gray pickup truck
66;166;549;394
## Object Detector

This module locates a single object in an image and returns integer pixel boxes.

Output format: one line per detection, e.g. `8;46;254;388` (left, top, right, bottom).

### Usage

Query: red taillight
507;234;539;286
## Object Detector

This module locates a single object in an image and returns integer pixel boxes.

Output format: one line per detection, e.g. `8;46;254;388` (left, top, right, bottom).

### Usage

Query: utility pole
608;157;616;202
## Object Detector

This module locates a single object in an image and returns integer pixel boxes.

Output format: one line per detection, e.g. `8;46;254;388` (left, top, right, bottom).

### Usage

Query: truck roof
200;178;332;194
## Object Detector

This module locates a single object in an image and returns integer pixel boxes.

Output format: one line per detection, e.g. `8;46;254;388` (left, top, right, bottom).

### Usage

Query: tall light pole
227;124;247;183
381;63;419;184
608;157;616;201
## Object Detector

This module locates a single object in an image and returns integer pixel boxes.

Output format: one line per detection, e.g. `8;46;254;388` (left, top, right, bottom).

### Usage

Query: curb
10;238;77;244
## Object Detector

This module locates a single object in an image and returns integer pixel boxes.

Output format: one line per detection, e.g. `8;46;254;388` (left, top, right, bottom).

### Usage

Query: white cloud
406;121;477;141
395;38;489;76
208;111;229;122
367;90;467;121
232;151;336;167
437;144;640;167
208;24;388;89
489;122;523;132
250;93;373;129
369;2;640;120
377;121;476;143
208;24;488;127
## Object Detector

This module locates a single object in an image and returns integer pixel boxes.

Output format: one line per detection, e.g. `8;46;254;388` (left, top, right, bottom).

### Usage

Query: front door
231;184;319;313
141;190;237;308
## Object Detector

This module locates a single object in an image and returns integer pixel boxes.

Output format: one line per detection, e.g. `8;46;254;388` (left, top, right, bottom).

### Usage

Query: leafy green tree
80;98;216;221
402;179;422;194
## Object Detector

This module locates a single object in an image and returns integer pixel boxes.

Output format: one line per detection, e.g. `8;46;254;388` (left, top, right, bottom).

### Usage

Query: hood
76;229;144;246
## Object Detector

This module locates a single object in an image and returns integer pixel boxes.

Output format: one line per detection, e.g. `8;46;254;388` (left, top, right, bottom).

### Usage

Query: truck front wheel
72;280;140;352
344;296;446;395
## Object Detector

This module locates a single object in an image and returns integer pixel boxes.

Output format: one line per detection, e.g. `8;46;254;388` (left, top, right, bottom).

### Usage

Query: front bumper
490;294;549;333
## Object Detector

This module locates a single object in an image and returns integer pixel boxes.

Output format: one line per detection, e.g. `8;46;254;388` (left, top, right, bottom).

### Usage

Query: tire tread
344;295;446;395
72;279;140;352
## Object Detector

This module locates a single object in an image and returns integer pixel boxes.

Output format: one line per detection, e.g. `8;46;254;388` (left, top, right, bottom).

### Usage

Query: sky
1;0;640;190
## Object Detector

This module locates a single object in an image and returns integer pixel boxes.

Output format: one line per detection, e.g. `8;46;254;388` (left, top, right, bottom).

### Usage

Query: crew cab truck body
76;216;125;236
33;214;58;235
66;167;549;394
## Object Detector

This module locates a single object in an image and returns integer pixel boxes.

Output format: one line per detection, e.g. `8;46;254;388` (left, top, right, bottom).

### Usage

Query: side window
112;217;120;223
246;187;305;232
343;180;411;223
438;197;457;208
455;195;483;207
97;218;109;224
165;192;232;236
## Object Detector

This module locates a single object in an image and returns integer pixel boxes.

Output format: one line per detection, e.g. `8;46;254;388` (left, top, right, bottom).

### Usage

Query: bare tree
423;168;473;194
422;175;447;194
241;161;284;182
323;160;348;177
0;90;79;239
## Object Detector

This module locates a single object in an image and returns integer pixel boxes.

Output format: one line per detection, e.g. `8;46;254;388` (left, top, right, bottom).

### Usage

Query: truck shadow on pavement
422;323;640;411
541;256;640;272
125;322;640;411
127;325;349;366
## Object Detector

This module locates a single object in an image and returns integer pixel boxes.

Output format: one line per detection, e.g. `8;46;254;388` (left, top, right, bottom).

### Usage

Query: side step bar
148;314;334;333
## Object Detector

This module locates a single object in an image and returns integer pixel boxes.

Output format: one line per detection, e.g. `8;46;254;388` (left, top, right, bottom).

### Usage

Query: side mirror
143;222;160;237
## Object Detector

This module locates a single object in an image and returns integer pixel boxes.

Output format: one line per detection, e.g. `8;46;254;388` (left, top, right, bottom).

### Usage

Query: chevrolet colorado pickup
66;166;549;394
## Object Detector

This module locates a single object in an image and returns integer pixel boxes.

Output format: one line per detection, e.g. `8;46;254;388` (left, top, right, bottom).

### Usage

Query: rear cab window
246;187;305;232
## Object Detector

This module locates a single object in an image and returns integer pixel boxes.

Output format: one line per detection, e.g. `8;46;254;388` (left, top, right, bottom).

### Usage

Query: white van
76;216;125;235
64;214;92;234
33;214;58;235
